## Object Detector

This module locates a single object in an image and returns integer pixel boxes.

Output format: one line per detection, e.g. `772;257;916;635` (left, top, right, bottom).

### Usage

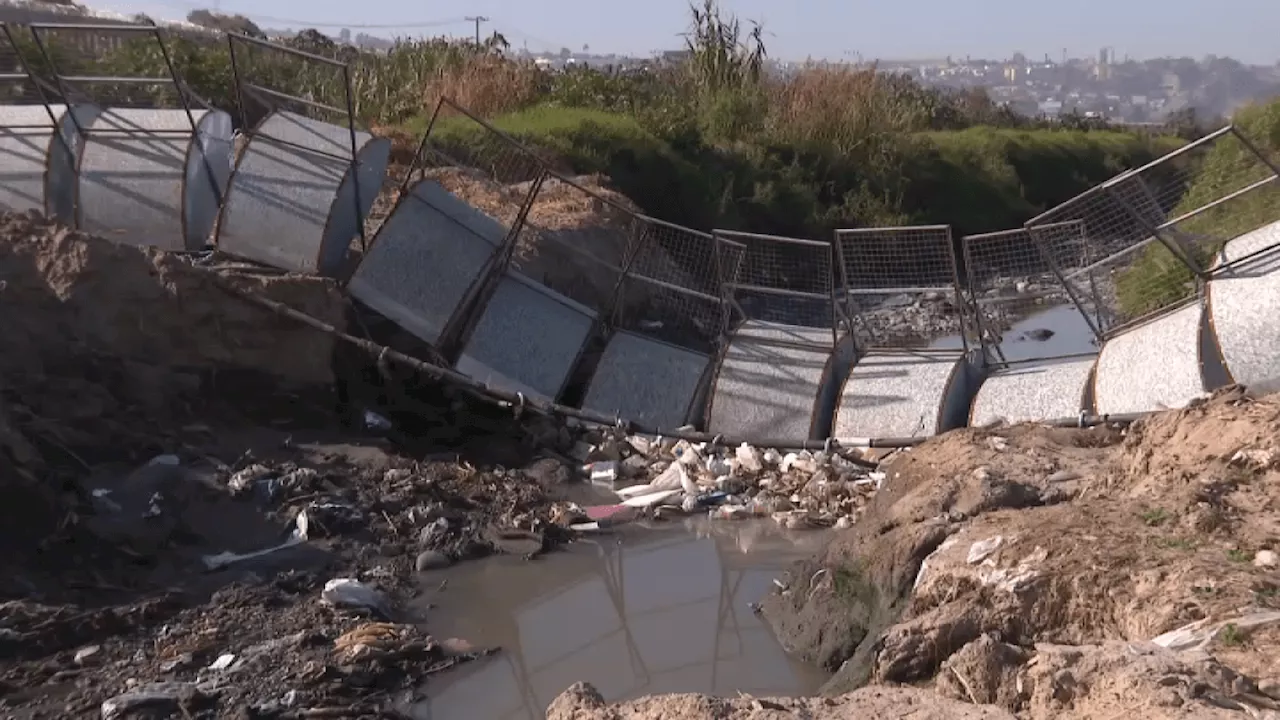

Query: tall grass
16;0;1188;238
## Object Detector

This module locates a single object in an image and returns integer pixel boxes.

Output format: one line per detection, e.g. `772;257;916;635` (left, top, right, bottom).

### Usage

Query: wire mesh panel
582;218;742;428
26;23;193;111
835;225;969;349
403;97;547;227
1025;125;1280;336
1;22;53;104
504;172;644;316
712;229;840;350
347;97;545;355
962;222;1100;365
219;34;388;274
613;217;738;353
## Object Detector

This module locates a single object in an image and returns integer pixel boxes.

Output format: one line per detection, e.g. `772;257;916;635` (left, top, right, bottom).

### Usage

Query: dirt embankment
554;387;1280;719
0;211;589;717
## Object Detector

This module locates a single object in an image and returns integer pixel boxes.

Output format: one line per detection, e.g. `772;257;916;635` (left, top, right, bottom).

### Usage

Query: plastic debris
321;578;391;616
555;432;879;533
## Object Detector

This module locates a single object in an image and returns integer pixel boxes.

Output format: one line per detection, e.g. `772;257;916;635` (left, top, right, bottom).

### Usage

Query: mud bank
0;213;592;717
557;388;1280;718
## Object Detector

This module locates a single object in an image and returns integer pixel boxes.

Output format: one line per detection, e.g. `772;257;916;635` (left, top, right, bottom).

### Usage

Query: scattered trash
553;433;879;534
321;578;392;617
201;511;310;571
73;645;101;665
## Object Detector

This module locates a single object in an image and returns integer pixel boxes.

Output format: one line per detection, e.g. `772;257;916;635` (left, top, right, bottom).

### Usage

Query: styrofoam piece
1207;220;1280;394
0;103;98;221
706;321;849;441
75;108;231;251
456;272;597;403
216;110;390;275
348;179;505;345
968;356;1097;427
834;350;976;439
583;330;710;430
1094;300;1208;415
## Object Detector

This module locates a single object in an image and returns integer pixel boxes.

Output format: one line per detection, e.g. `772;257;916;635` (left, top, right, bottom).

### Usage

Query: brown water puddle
412;518;832;719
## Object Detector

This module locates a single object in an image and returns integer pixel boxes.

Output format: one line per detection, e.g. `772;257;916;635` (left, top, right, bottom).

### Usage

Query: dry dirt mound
760;388;1280;718
547;681;1017;719
0;210;345;387
421;167;699;314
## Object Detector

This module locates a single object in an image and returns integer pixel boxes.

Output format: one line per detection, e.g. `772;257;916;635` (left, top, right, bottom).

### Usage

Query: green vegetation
4;0;1192;242
1140;507;1171;527
1115;99;1280;319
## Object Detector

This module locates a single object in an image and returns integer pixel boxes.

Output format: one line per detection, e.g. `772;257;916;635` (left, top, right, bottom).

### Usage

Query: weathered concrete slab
834;350;976;439
348;179;505;346
1206;220;1280;394
706;321;848;441
1094;300;1210;415
968;356;1097;426
583;331;710;429
456;272;597;403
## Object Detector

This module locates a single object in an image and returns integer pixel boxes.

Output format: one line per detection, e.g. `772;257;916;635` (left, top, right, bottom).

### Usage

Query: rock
1259;677;1280;700
1254;550;1277;568
415;550;452;572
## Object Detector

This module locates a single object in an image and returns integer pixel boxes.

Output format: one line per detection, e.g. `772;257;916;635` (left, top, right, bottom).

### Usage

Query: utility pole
465;16;489;45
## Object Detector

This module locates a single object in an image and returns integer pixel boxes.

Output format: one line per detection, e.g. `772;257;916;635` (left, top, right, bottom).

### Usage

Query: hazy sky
97;0;1279;65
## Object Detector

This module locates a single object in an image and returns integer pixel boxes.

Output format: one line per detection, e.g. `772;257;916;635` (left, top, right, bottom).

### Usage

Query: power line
464;15;488;45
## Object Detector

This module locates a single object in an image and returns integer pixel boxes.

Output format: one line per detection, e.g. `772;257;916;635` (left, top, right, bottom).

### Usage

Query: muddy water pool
932;303;1099;359
411;519;832;719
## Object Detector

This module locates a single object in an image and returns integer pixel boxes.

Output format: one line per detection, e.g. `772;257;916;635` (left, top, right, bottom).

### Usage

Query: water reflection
931;303;1098;361
413;520;830;719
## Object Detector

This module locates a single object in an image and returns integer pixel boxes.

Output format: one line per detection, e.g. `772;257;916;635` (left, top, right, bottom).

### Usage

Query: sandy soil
0;211;586;718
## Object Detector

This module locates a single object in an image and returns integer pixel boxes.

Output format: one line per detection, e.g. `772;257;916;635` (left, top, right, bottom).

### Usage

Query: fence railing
834;224;971;352
1025;125;1280;337
962;221;1101;367
712;229;843;350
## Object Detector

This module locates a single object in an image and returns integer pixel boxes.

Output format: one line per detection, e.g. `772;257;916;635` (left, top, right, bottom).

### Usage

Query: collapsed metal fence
1024;125;1280;338
962;221;1100;366
834;224;971;352
7;24;1280;447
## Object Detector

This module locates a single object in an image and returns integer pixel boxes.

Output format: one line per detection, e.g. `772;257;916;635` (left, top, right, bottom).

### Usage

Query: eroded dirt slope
557;389;1280;719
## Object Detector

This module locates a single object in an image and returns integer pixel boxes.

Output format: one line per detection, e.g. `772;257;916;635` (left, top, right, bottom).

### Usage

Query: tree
186;9;266;38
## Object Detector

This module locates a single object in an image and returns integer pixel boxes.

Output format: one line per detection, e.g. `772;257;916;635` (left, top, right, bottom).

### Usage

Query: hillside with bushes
7;0;1210;240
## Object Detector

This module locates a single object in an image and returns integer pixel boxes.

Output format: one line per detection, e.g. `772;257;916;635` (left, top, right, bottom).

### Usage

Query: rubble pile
552;429;883;533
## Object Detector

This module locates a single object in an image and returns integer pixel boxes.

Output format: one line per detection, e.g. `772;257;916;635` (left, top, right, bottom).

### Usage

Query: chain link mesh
835;225;968;348
613;219;735;353
712;230;839;341
506;173;642;317
1026;126;1280;335
962;222;1096;361
404;98;545;242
